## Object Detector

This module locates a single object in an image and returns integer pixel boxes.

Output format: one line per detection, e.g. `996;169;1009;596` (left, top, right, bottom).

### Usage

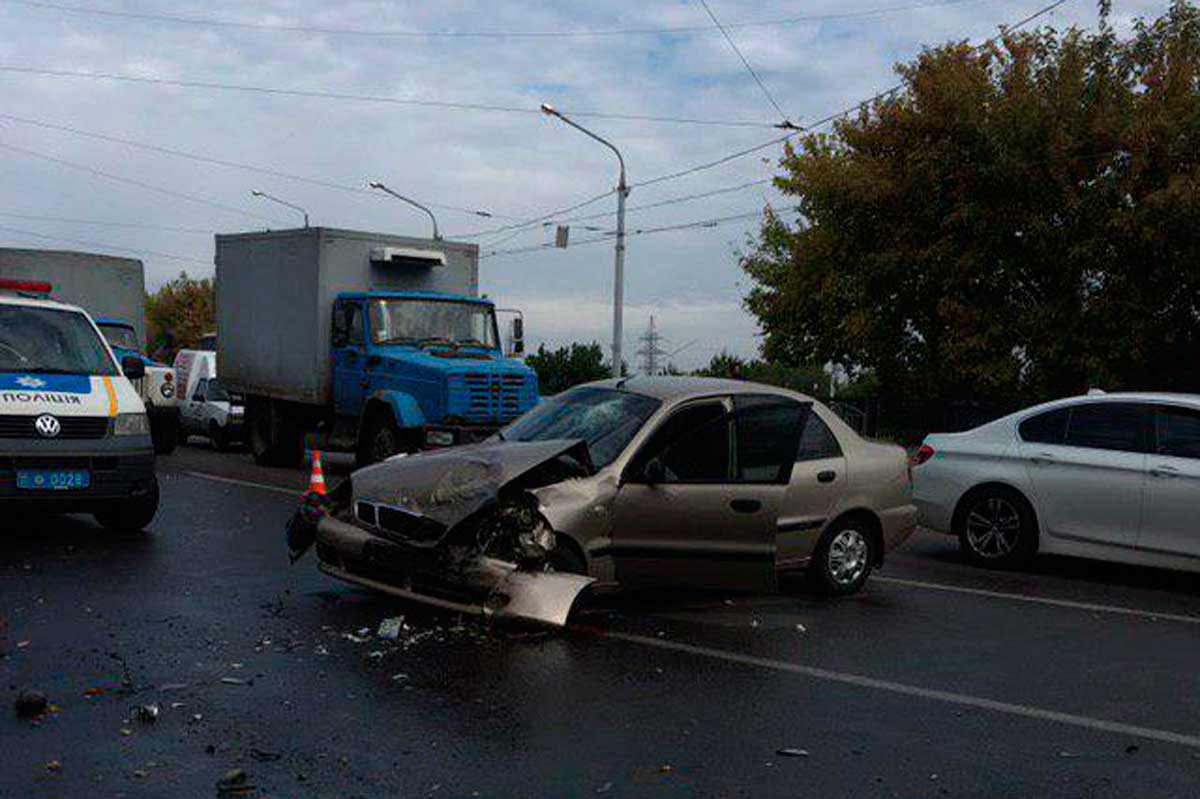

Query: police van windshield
0;306;119;376
98;323;140;352
369;299;499;349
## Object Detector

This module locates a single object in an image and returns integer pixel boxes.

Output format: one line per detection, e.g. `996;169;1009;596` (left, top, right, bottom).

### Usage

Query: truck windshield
207;379;239;403
501;386;661;469
98;323;140;352
369;299;498;349
0;305;119;376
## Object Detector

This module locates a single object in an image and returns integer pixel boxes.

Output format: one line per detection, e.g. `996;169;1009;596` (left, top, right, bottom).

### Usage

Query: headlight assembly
113;413;150;436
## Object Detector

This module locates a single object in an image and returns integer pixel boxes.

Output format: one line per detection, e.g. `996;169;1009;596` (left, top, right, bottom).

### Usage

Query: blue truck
215;228;538;467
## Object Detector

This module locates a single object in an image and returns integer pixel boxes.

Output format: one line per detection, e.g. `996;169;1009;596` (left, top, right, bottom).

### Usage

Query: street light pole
368;181;441;240
541;103;627;378
250;190;309;227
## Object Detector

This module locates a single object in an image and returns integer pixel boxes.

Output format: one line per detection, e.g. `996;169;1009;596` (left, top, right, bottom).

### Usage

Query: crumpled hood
350;438;591;532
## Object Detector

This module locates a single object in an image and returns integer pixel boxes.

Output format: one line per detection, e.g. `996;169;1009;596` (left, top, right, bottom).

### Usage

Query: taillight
912;443;935;466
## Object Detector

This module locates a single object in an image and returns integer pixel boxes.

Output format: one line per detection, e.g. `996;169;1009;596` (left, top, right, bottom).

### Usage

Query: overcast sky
0;0;1167;369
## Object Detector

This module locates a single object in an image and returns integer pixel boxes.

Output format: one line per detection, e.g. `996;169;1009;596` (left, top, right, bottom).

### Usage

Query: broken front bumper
313;515;594;627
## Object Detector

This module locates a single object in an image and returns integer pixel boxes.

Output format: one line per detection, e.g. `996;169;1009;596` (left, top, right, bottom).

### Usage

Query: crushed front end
287;440;595;627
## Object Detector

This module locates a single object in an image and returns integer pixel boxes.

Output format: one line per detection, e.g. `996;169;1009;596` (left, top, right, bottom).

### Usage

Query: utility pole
541;103;627;378
636;315;668;375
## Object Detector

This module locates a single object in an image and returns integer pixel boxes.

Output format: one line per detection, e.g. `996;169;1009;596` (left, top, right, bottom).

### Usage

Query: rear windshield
501;386;661;469
0;305;118;376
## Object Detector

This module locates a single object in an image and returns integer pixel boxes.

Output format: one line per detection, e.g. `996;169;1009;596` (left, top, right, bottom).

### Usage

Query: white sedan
912;392;1200;572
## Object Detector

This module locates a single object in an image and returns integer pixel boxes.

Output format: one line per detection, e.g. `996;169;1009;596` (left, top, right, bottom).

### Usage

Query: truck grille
0;415;110;439
459;373;526;423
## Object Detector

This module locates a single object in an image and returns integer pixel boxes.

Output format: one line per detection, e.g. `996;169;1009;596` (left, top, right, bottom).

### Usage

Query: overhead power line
0;112;518;220
697;0;795;127
0;66;780;129
0;139;287;225
547;178;774;226
0;0;989;39
0;223;209;265
0;210;213;234
451;189;617;239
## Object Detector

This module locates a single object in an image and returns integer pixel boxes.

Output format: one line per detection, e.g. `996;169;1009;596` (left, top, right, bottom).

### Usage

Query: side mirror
643;458;666;485
510;317;525;356
121;354;145;380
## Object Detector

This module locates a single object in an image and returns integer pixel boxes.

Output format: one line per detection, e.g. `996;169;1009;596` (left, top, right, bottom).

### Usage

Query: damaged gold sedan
288;377;917;626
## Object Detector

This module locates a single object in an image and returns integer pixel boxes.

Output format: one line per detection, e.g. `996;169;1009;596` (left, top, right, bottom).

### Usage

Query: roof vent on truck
369;247;447;268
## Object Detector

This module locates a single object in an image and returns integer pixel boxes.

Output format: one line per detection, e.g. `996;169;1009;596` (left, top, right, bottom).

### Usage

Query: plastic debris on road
777;748;810;757
217;767;255;796
131;703;160;724
14;689;48;719
377;616;405;640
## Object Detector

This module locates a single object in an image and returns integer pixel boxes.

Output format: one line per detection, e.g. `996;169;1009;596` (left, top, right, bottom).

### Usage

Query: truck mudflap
309;513;595;627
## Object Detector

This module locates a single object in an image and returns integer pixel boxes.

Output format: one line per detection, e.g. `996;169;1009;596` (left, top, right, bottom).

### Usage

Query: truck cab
330;291;538;462
94;317;180;454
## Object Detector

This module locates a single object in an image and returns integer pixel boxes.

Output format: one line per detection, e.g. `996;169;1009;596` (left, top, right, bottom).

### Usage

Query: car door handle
729;499;762;514
1150;464;1180;478
817;470;837;483
1030;452;1056;465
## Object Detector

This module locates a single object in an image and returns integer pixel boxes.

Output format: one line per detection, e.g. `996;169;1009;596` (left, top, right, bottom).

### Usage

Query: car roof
1031;391;1200;411
0;293;87;314
580;375;814;402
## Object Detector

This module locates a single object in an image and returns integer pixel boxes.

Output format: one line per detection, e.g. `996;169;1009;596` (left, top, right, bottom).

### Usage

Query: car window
1018;407;1069;444
192;378;207;402
1156;405;1200;459
733;395;808;482
642;401;731;483
347;304;364;346
797;411;842;461
1063;402;1147;453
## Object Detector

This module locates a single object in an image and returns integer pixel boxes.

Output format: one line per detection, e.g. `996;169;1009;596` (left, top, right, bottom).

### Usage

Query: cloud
0;0;1170;368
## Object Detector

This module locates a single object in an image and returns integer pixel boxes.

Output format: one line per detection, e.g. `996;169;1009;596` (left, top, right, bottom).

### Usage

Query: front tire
808;518;875;596
95;475;160;532
356;409;407;467
955;486;1038;568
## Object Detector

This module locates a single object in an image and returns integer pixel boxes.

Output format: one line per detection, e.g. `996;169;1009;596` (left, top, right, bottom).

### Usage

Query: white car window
1156;405;1200;460
1063;402;1148;453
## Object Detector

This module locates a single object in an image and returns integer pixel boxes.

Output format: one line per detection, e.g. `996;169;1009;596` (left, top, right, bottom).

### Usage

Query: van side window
347;304;365;346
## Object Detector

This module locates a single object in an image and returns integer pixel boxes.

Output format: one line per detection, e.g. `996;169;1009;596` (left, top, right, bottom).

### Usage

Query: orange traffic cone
307;450;327;496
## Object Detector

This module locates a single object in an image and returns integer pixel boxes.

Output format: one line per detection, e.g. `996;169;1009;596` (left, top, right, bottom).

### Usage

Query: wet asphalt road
3;442;1200;797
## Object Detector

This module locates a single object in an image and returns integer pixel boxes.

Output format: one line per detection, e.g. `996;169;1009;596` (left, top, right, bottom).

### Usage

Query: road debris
131;703;160;724
377;616;405;640
777;748;810;758
190;714;204;725
220;677;250;686
596;781;613;794
249;748;282;762
795;624;807;633
216;767;255;796
45;760;62;771
14;689;48;718
342;630;370;644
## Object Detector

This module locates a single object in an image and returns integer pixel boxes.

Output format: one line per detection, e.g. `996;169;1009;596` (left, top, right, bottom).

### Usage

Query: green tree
145;272;215;360
525;342;612;394
742;1;1200;405
694;351;828;394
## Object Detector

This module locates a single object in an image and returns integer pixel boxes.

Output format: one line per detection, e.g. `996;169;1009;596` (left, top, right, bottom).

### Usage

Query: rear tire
95;475;160;532
808;518;875;596
247;398;303;467
955;486;1038;569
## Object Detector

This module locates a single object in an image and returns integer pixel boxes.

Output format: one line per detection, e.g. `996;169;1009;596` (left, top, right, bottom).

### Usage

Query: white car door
184;378;207;433
1138;404;1200;557
1018;401;1149;548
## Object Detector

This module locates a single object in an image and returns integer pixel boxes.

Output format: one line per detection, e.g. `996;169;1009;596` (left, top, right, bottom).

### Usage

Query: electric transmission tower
636;315;669;375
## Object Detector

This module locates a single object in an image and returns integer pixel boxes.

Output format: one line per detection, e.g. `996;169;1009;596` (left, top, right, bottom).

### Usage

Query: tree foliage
525;342;612;394
694;351;828;395
145;272;215;359
743;1;1200;404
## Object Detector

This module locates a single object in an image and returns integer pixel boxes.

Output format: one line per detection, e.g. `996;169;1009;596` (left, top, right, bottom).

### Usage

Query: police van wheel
95;476;160;532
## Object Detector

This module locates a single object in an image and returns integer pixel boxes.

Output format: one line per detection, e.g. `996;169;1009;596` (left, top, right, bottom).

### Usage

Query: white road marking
874;576;1200;626
180;471;300;497
607;631;1200;749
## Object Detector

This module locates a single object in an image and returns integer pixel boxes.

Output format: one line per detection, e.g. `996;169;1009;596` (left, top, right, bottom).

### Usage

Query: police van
0;278;159;530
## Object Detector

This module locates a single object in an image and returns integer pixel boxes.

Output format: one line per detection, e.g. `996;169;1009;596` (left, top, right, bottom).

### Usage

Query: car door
184;378;207;433
1019;401;1149;548
331;300;368;418
777;408;848;568
1138;404;1200;557
609;395;808;591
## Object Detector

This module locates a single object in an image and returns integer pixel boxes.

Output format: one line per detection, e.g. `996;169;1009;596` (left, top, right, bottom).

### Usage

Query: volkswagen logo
34;414;61;438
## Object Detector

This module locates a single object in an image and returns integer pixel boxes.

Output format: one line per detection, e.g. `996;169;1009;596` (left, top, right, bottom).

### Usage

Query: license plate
16;470;91;490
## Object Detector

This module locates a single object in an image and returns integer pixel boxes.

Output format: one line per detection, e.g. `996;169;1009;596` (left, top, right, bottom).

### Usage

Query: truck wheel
357;409;407;466
152;416;178;455
209;420;230;452
248;398;303;467
95;475;160;532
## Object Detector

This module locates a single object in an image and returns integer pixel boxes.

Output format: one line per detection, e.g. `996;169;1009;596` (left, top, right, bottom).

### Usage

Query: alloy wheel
827;528;870;587
965;497;1022;559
